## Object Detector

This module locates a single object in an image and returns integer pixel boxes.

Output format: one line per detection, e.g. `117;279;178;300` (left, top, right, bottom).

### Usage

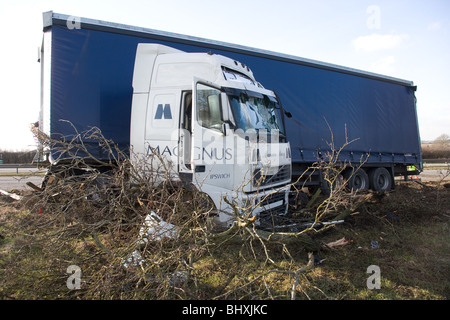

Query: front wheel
368;167;393;191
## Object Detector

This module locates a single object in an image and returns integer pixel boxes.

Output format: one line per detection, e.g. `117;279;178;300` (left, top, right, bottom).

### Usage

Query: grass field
0;179;449;300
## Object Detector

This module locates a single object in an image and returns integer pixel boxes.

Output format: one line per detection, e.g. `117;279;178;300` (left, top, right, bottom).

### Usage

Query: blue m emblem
154;104;172;119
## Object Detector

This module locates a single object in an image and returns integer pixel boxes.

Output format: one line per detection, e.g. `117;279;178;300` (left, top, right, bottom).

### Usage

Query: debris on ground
25;182;43;192
371;240;379;249
313;255;326;266
0;189;22;201
122;250;145;269
139;211;180;243
325;236;352;248
169;271;188;287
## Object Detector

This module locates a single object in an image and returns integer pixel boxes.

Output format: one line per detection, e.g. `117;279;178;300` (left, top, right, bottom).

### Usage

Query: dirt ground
0;171;449;300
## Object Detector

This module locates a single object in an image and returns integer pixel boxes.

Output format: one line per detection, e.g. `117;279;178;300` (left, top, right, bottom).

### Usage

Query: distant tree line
422;134;450;159
0;150;36;164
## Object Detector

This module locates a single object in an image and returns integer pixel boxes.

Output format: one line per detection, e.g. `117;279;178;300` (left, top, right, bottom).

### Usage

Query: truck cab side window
196;83;224;132
183;92;192;133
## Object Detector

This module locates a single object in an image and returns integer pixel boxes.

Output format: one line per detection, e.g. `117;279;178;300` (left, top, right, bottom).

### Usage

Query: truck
37;12;292;230
36;12;421;227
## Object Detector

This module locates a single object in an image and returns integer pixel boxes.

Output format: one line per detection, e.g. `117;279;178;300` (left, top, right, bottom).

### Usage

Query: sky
0;0;449;151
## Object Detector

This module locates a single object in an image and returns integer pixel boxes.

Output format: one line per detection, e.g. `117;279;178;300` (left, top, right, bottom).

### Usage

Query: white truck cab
130;44;291;229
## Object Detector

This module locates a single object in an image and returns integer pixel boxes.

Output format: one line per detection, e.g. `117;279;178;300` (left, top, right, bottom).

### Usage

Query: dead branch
14;123;372;299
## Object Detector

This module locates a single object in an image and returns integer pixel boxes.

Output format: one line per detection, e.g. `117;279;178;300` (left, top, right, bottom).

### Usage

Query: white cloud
352;33;408;52
369;56;396;75
427;21;441;31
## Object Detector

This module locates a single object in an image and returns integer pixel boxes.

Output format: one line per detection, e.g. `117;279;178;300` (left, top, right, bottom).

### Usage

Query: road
0;167;46;191
0;166;44;174
419;169;449;182
0;175;44;191
0;167;448;192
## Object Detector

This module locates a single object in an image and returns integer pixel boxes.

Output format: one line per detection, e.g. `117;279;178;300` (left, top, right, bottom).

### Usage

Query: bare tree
10;123;369;299
434;133;450;145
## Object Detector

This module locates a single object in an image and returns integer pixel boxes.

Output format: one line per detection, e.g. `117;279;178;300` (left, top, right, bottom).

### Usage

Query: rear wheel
368;167;392;191
320;170;344;195
344;168;369;192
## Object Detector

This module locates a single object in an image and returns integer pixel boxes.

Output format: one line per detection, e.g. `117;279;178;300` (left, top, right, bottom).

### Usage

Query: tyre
320;170;344;195
344;168;369;192
368;167;392;191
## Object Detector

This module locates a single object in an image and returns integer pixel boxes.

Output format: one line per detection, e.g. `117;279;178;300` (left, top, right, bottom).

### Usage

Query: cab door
191;78;233;190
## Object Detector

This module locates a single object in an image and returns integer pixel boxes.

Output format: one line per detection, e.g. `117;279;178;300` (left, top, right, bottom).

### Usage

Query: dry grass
1;180;448;300
0;127;448;300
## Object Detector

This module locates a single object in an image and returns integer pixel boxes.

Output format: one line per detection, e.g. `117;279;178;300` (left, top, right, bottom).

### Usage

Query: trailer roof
43;11;415;88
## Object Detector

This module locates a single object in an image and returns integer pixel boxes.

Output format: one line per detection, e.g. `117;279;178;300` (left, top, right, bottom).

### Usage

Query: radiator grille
253;165;291;187
258;191;286;207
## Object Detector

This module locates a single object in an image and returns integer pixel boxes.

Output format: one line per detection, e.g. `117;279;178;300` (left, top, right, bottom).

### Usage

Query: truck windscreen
227;90;286;137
